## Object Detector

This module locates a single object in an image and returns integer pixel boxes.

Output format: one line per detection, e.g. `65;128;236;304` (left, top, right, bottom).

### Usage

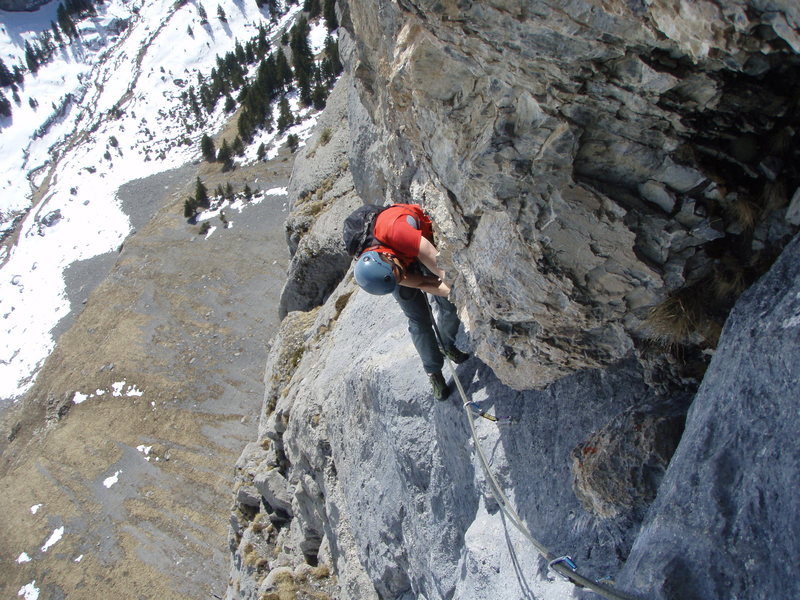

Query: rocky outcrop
233;271;664;599
0;0;51;11
570;395;691;519
617;233;800;599
227;2;800;599
279;75;362;318
339;0;800;390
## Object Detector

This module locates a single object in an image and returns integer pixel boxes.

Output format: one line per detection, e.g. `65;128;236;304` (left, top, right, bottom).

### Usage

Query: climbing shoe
444;347;470;364
429;371;448;400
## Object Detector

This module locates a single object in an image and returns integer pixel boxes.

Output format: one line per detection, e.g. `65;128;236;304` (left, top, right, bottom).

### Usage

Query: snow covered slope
0;0;326;401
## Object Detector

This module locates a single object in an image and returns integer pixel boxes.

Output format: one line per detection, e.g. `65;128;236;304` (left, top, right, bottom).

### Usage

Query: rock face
279;76;362;318
0;0;50;10
227;2;800;599
339;0;800;389
570;395;691;519
617;233;800;599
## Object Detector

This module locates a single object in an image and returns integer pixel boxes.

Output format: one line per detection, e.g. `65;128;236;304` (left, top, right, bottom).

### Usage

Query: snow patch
103;471;121;488
18;581;39;600
308;19;330;54
137;445;152;461
17;552;31;563
264;187;288;196
0;0;310;401
41;526;64;552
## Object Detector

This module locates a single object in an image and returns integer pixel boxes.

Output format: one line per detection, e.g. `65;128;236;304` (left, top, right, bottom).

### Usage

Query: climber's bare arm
417;237;446;281
399;272;451;297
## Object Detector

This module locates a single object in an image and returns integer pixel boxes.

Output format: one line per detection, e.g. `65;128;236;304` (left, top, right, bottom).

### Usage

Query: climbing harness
423;295;644;600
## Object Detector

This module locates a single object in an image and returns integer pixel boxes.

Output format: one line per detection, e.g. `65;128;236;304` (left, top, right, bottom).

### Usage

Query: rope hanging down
423;295;643;600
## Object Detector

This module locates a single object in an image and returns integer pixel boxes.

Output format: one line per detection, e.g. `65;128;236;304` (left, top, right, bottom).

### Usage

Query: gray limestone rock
618;233;800;599
571;396;691;519
253;467;293;516
0;0;50;10
228;2;800;599
278;74;363;318
338;0;800;389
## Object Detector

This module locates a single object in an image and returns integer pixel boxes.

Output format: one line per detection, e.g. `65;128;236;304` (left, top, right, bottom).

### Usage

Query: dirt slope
0;150;294;599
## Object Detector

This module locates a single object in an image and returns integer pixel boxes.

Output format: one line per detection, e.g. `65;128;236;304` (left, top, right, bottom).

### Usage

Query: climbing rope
423;294;643;600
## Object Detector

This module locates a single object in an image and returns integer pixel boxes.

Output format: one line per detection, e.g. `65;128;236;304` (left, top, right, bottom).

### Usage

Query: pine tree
184;197;198;219
0;59;12;87
257;142;266;161
255;54;278;100
232;135;244;156
0;92;11;118
304;0;321;18
186;86;202;117
51;21;63;44
25;42;39;74
195;177;210;209
57;3;78;39
200;133;216;161
312;84;327;110
323;0;338;31
199;81;217;112
321;34;342;83
237;110;254;142
225;181;234;199
277;96;293;132
297;70;312;107
217;138;233;171
290;16;313;82
243;183;252;199
217;4;227;21
197;3;208;22
234;40;246;64
287;134;299;152
224;95;236;113
257;24;269;56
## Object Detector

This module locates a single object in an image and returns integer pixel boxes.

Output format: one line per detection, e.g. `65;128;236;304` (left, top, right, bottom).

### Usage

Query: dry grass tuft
319;127;333;146
726;196;760;230
712;259;749;301
761;180;788;212
643;295;696;346
643;277;731;350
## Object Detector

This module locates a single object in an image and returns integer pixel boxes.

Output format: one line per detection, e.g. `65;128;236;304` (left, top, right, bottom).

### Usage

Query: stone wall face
618;234;800;600
0;0;51;10
339;0;800;389
227;2;800;599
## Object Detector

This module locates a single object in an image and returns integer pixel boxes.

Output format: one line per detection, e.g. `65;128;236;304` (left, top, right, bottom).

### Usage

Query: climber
343;203;470;399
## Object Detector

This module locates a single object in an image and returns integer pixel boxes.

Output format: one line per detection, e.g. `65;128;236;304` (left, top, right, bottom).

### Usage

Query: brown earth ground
0;145;296;599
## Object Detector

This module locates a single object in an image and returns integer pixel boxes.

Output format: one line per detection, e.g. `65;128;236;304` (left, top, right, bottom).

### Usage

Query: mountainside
227;1;800;599
1;1;341;598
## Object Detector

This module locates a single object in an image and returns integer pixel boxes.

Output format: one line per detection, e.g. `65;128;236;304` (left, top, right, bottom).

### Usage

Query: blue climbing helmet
354;251;397;295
